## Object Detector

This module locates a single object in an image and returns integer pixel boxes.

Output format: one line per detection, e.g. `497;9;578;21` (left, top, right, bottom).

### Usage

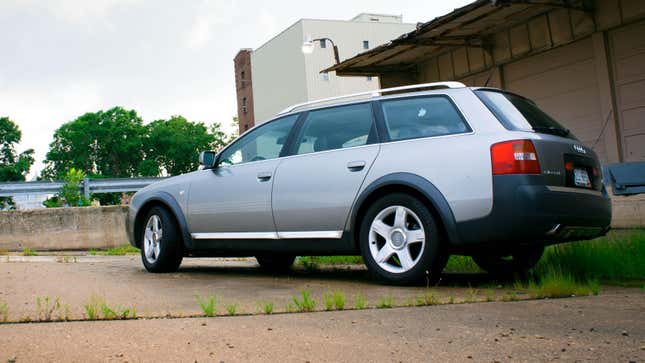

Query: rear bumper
455;175;612;250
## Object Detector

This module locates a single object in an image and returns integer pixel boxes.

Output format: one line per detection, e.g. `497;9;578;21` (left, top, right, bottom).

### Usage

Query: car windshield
475;89;573;138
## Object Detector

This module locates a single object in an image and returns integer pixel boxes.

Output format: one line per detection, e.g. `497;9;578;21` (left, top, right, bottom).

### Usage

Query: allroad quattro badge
573;144;587;154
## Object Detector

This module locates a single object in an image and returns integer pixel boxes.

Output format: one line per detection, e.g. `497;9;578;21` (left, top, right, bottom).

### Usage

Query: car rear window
475;89;573;138
380;96;470;141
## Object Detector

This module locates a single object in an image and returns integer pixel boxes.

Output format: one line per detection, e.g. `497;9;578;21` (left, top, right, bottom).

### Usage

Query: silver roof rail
278;81;466;115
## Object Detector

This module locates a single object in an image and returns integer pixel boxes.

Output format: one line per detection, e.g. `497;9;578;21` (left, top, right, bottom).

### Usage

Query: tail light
491;140;541;175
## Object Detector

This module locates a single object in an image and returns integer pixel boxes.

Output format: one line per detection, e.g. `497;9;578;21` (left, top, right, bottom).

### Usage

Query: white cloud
185;0;237;50
1;82;103;179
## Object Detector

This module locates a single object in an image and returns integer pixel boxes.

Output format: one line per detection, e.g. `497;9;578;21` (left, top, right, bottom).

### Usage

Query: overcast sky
0;0;472;178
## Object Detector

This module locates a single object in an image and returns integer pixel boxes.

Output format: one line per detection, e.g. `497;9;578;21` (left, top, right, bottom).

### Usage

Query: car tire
472;245;544;276
256;255;296;272
140;206;183;273
360;193;448;285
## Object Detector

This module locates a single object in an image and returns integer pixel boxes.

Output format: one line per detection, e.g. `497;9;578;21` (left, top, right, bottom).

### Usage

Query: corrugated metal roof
325;0;591;76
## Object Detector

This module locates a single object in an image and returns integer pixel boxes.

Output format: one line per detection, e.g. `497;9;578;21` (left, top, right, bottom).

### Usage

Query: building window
242;97;248;114
366;76;372;81
363;40;369;50
320;39;327;48
241;70;245;80
321;72;330;81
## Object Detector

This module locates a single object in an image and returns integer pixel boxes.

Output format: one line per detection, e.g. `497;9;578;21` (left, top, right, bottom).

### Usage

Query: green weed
332;290;346;310
90;245;139;256
485;289;495;302
354;293;367;309
36;296;61;322
83;295;103;320
376;295;394;309
196;295;217;317
22;248;37;256
225;304;238;316
0;301;7;322
259;301;273;314
101;303;133;320
292;290;316;312
528;270;600;299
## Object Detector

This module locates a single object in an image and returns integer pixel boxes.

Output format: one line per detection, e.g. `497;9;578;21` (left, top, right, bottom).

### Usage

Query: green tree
0;117;35;209
42;107;145;179
142;116;216;176
43;168;90;208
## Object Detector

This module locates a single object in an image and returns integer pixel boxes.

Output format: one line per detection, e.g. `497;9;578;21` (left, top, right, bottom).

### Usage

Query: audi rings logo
573;144;587;154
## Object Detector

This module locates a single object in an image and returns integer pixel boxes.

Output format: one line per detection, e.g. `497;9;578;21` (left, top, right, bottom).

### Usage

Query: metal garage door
502;38;607;163
610;20;645;162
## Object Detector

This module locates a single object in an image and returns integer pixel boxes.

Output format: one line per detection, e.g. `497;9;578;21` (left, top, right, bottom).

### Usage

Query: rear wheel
140;206;183;273
360;193;448;285
472;245;544;276
256;255;296;272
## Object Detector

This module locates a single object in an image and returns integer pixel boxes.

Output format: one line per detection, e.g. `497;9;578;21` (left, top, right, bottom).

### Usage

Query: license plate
573;168;591;188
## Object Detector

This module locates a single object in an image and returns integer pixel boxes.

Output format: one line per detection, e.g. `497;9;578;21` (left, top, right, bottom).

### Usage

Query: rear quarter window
380;96;470;141
474;89;573;139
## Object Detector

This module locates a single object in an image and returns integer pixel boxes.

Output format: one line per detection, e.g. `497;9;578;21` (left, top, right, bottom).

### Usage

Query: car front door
187;114;299;239
271;102;380;238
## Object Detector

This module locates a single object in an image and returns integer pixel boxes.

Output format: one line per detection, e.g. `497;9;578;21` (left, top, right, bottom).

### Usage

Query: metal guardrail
0;177;166;199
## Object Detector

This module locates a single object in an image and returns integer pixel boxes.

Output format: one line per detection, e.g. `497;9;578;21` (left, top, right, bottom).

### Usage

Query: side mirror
199;151;217;168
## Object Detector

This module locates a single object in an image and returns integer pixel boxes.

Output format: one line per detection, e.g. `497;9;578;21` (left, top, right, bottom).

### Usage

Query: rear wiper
533;126;570;137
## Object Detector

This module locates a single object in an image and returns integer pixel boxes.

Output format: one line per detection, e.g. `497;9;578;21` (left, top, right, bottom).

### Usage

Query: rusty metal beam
491;0;593;13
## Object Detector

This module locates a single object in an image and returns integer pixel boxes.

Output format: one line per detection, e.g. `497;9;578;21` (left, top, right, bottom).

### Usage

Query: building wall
386;0;645;165
301;19;414;102
234;49;255;134
250;21;309;124
250;18;414;123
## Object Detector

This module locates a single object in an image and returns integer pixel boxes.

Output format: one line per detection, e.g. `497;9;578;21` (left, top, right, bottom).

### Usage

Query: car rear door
271;102;380;237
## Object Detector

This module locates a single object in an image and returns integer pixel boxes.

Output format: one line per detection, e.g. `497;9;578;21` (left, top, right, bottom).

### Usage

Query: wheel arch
350;173;459;249
133;192;194;250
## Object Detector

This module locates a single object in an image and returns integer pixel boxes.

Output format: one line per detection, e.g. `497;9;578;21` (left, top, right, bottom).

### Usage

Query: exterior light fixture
301;36;340;64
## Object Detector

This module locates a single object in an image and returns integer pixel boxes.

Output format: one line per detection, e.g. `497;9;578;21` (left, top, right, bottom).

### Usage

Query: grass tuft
354;293;367;309
101;303;133;320
22;248;37;256
259;301;273;314
528;270;600;299
0;301;8;323
292;290;316;312
376;295;394;309
332;290;346;310
225;304;238;316
89;245;139;256
36;296;61;322
84;295;102;320
196;295;217;317
531;230;645;282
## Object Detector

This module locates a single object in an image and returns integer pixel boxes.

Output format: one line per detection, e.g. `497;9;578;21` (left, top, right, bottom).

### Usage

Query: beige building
236;14;414;128
327;0;645;165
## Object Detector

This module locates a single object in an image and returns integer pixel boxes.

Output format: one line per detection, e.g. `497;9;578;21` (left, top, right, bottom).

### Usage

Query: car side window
380;96;470;141
218;115;298;166
294;103;375;155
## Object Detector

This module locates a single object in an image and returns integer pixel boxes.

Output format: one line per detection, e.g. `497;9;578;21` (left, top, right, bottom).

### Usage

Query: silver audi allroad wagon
127;82;612;284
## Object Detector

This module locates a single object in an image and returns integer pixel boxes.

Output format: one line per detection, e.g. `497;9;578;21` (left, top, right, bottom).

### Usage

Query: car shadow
174;263;512;288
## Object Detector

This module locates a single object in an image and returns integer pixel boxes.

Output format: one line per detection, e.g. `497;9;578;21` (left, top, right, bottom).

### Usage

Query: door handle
257;171;272;182
347;160;366;172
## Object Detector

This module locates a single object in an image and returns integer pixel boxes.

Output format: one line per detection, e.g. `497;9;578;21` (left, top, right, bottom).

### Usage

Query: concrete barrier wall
0;194;643;251
609;190;645;229
0;206;128;251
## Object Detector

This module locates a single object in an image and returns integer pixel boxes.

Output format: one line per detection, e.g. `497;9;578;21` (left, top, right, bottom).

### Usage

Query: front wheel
140;206;183;273
360;193;448;285
472;245;544;276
